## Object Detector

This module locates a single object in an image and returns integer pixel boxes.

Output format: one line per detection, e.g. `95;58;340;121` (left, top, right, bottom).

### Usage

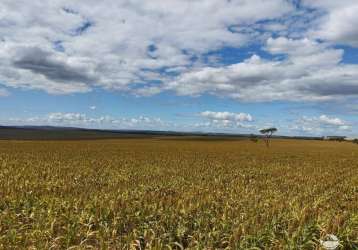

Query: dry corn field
0;138;357;249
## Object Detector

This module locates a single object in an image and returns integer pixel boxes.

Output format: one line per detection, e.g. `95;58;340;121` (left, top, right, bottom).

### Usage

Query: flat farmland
0;139;357;249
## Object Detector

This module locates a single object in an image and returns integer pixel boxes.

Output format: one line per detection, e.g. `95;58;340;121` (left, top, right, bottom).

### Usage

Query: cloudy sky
1;0;358;136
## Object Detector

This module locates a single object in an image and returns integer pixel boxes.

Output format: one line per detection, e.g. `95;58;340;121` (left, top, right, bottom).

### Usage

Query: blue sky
1;0;358;136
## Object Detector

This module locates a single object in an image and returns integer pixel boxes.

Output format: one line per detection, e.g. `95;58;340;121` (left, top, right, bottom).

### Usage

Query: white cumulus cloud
0;0;292;95
318;115;346;126
303;0;358;47
290;114;351;135
198;110;254;130
166;36;358;102
200;111;252;122
5;112;171;130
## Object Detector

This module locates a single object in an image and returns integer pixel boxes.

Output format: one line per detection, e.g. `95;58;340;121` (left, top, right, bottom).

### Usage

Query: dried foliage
0;139;357;249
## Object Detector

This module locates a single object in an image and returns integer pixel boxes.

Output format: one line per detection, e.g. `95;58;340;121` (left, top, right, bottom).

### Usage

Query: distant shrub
250;134;258;143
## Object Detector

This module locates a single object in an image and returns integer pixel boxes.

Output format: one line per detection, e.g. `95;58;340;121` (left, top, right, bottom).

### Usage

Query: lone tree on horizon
259;127;277;147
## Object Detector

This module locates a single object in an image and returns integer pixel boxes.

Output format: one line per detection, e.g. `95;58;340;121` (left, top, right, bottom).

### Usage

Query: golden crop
0;138;357;249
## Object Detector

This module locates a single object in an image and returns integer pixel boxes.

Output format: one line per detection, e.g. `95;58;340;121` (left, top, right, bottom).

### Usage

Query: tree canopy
259;127;277;147
259;127;277;135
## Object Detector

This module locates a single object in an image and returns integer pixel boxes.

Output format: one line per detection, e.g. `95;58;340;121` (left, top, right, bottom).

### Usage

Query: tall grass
0;139;357;249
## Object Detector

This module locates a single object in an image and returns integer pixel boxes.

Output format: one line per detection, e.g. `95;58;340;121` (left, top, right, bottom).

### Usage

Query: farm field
0;138;357;249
